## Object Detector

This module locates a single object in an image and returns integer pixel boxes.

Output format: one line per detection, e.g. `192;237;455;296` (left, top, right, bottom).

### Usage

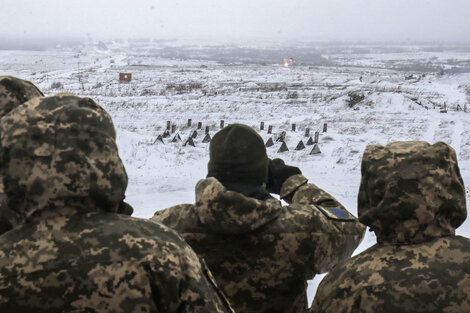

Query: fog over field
2;0;470;43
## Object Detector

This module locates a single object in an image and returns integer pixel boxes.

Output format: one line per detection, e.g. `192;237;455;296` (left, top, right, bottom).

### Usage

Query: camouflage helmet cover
358;141;466;243
0;76;44;117
0;94;128;225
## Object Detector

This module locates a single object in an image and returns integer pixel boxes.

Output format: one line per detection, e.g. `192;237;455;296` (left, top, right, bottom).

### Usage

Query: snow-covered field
2;40;470;304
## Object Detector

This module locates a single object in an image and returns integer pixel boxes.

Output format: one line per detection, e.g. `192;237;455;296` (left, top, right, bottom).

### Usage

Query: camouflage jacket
311;141;470;313
0;210;233;313
0;95;232;313
152;174;366;313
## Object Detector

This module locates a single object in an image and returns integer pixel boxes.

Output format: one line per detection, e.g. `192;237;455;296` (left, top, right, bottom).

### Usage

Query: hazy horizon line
2;34;470;48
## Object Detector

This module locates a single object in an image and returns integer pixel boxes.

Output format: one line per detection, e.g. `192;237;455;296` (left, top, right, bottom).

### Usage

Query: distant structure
119;73;132;82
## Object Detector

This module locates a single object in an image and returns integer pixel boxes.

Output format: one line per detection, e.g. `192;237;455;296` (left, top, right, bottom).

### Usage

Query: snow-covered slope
1;41;470;305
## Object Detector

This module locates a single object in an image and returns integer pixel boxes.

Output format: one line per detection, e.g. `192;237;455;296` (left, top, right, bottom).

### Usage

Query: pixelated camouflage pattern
0;95;231;312
152;174;365;313
0;76;44;117
0;94;128;224
358;141;466;244
0;76;44;234
310;237;470;313
310;141;470;313
0;213;233;312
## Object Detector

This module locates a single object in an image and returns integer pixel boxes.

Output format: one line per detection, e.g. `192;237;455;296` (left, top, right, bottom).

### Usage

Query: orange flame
283;58;294;68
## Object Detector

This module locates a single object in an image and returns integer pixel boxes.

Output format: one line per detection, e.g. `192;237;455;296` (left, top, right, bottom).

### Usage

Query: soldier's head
0;94;128;225
0;76;43;117
208;123;269;186
358;141;466;243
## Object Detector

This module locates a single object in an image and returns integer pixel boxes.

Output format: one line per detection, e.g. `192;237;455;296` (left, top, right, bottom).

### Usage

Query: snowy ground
1;40;470;305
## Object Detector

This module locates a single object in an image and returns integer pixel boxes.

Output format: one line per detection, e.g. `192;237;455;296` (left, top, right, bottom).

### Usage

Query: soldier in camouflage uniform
0;94;233;313
0;76;44;234
152;123;365;313
310;141;470;313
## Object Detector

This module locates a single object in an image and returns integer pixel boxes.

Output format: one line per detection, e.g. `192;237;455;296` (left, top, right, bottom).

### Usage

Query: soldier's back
153;176;365;313
311;141;470;313
0;212;229;313
311;235;470;313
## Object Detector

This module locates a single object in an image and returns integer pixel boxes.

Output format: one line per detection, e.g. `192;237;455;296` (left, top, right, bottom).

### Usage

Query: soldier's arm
151;204;194;229
279;174;342;208
280;174;366;274
267;159;343;208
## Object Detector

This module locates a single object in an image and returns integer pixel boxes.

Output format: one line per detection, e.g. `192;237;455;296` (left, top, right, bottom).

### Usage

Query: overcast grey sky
2;0;470;42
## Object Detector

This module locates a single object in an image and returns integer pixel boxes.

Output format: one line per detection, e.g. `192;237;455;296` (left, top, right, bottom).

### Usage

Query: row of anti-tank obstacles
153;119;328;155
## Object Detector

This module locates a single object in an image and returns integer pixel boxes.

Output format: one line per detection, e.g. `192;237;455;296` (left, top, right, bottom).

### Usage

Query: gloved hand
266;158;302;195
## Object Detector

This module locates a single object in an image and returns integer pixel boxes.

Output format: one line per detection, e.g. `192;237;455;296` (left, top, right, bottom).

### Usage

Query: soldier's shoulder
454;235;470;247
90;214;202;268
7;212;193;252
61;213;193;256
274;203;359;233
114;213;185;238
323;236;470;284
151;204;198;229
152;203;193;219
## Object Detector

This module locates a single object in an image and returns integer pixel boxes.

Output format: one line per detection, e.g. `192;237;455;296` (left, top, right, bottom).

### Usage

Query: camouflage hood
0;76;44;117
0;76;43;233
358;141;466;244
0;94;128;227
194;177;283;234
